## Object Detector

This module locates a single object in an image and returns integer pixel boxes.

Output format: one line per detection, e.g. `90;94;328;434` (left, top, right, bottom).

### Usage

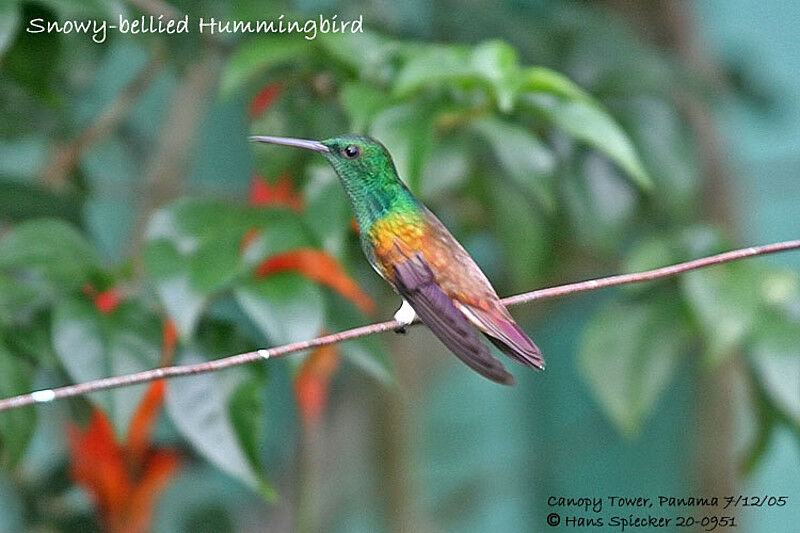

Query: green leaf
303;164;351;255
327;296;393;384
166;348;271;496
681;264;761;365
370;104;434;193
393;44;475;97
472;117;555;212
189;229;246;293
0;179;82;224
221;37;309;96
0;272;40;322
148;267;208;340
51;298;160;431
489;180;549;287
753;271;800;353
393;39;522;106
319;31;399;81
0;340;35;467
420;138;471;199
105;303;162;430
144;198;311;338
579;299;688;436
752;350;800;426
0;218;98;292
228;373;269;477
525;93;653;190
470;40;520;112
51;298;111;412
521;67;594;103
339;335;394;386
561;152;637;252
624;236;681;276
339;82;391;131
235;274;325;347
0;2;19;60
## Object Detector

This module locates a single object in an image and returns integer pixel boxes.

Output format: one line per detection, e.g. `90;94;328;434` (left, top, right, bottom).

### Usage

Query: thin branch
1;239;798;412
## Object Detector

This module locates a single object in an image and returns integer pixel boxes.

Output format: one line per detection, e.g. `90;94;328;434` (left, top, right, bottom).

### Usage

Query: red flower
94;290;122;314
83;285;123;314
67;381;179;533
248;83;282;119
249;174;304;211
294;342;339;426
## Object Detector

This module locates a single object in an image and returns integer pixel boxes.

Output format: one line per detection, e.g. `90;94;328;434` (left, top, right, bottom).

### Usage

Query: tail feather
457;303;545;370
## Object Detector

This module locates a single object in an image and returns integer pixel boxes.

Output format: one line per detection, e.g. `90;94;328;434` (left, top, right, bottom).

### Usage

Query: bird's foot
393;299;417;334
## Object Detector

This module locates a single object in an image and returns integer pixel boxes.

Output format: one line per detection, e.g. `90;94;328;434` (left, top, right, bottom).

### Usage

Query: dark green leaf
0;272;40;322
470;40;519;112
339;82;391;131
51;298;111;412
561;152;637;252
472;117;555;212
228;374;268;475
327;296;393;384
392;44;475;97
145;199;311;338
221;37;309;96
0;179;82;224
521;67;594;103
0;2;20;60
489;180;549;288
420;137;471;200
303;165;351;255
319;31;399;82
0;218;98;292
0;340;35;466
370;104;434;193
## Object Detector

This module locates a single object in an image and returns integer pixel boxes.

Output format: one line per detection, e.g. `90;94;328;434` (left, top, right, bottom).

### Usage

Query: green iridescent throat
321;138;421;234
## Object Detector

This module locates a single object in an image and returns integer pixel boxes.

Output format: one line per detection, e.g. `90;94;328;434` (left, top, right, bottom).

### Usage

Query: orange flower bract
255;248;375;315
67;380;179;533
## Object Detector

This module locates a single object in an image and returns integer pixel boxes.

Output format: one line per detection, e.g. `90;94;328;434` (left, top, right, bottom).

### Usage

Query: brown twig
0;239;798;412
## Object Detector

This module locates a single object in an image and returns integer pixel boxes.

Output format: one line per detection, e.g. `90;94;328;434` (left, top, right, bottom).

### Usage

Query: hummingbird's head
249;134;400;189
318;135;396;183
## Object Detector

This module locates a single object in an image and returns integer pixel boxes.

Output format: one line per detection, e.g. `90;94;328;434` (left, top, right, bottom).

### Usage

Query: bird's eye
341;145;362;159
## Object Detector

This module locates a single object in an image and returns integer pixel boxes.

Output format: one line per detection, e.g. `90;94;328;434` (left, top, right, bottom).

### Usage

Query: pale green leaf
579;299;688;435
681;264;761;365
166;348;269;495
526;94;653;190
235;274;325;347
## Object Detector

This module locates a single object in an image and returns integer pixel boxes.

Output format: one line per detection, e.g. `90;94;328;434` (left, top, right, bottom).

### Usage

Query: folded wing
457;304;545;370
393;255;515;385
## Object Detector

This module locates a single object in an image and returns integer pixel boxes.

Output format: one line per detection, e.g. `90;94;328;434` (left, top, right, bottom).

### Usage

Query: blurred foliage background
0;0;798;531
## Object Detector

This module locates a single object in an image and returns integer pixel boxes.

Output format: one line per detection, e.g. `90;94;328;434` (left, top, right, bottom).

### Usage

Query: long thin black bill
249;135;329;153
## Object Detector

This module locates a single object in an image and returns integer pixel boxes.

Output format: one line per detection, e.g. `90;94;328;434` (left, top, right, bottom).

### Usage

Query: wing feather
393;256;515;385
457;303;545;370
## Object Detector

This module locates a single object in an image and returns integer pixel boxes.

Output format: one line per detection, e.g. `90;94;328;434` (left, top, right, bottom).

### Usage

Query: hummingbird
251;134;544;385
